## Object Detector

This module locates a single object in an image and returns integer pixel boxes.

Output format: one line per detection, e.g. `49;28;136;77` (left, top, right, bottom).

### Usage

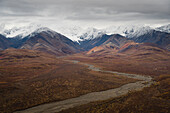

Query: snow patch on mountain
104;25;152;38
1;24;45;38
27;27;54;38
156;24;170;33
78;27;105;40
55;26;105;42
55;26;84;42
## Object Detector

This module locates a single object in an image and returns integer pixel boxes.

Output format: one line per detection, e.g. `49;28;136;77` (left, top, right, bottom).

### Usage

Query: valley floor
14;59;152;113
0;49;137;113
61;74;170;113
0;49;170;113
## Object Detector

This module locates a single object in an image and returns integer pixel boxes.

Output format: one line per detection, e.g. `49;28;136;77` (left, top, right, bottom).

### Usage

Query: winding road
15;60;153;113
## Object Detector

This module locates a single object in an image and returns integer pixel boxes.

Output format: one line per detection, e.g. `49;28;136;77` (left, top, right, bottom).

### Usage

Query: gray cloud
0;0;170;28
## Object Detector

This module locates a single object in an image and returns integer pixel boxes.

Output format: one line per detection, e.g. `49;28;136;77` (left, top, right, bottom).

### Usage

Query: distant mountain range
0;24;170;55
0;24;170;41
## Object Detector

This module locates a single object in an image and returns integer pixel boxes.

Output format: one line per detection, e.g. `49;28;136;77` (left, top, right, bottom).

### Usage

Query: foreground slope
0;49;136;113
14;59;152;113
61;43;170;113
61;74;170;113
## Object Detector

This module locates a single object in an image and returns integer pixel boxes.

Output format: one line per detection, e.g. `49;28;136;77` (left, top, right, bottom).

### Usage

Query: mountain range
1;24;170;41
0;24;170;56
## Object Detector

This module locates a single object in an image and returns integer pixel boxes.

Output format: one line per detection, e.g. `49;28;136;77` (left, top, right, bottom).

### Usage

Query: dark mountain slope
0;34;13;50
79;34;133;51
86;34;137;55
102;34;133;47
132;30;170;50
20;29;81;56
79;34;111;50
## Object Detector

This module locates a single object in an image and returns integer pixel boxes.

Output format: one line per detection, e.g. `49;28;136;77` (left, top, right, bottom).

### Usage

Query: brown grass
60;74;170;113
64;49;170;77
0;49;137;113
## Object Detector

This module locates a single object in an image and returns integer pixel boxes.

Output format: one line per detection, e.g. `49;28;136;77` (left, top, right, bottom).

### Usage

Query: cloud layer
0;0;170;28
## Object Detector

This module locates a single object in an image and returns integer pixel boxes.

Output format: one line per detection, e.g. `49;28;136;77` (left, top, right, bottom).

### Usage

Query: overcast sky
0;0;170;29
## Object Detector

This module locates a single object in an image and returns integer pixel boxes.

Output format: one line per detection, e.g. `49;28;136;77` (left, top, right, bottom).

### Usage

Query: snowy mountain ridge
104;25;152;38
55;26;105;42
0;23;170;42
0;24;51;39
155;24;170;33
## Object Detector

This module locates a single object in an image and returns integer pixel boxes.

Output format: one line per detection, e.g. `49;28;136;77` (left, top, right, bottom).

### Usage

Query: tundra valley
0;0;170;113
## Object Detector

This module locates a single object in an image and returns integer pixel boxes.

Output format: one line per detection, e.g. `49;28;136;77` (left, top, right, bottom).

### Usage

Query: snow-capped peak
54;26;84;42
1;24;45;38
155;24;170;33
104;25;152;38
78;27;105;40
32;27;52;34
27;27;56;38
55;26;105;42
56;24;153;42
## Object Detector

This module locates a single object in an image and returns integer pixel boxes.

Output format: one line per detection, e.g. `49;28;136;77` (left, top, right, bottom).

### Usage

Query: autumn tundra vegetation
0;25;170;113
